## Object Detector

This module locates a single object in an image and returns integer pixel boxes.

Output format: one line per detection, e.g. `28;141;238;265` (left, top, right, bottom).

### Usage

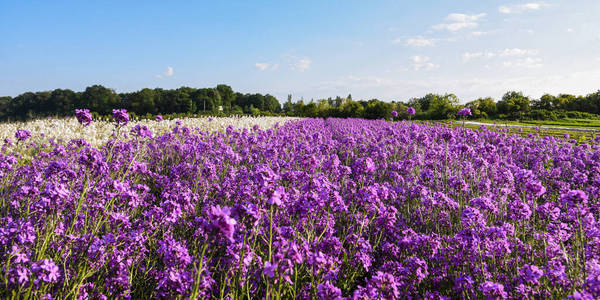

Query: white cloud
470;31;487;36
255;63;270;71
411;56;439;71
462;52;484;62
433;13;486;32
399;36;437;47
463;51;497;62
503;57;543;68
463;48;538;62
292;57;312;71
463;48;540;65
499;2;548;14
155;66;174;78
499;48;538;56
255;62;280;71
566;28;574;33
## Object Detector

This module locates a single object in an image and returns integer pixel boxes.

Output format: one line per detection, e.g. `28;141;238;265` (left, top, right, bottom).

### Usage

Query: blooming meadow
0;115;298;150
1;113;600;299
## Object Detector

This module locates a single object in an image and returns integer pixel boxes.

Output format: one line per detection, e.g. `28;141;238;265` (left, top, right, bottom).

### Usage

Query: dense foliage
1;115;599;299
0;85;282;121
2;86;600;122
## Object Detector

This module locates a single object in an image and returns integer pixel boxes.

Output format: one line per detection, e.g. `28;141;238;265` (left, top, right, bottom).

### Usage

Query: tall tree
80;85;121;115
216;84;235;111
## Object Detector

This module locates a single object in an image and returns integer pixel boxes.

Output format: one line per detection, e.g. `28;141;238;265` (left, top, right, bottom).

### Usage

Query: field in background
446;120;600;143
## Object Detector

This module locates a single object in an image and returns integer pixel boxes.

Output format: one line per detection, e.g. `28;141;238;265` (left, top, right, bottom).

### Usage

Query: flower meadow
0;115;298;150
1;113;600;299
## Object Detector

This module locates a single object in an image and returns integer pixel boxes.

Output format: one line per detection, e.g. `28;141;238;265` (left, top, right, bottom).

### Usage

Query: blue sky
1;0;599;103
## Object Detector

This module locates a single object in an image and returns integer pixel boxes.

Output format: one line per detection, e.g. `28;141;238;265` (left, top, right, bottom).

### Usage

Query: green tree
128;88;156;115
49;89;78;116
263;94;281;113
535;94;555;110
80;85;121;115
283;94;293;115
466;97;496;118
497;91;530;118
363;99;393;119
216;84;235;111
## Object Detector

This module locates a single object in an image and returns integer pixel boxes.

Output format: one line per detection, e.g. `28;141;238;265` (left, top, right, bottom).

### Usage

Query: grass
472;118;600;129
444;121;599;144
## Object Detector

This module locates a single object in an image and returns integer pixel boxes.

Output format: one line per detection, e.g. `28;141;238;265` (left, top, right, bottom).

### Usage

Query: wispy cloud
499;48;538;56
433;13;486;32
411;56;439;71
255;63;270;71
463;52;489;61
463;48;542;68
255;62;281;71
463;48;539;62
499;2;548;14
503;57;543;68
470;31;488;37
291;57;312;72
398;36;437;47
155;66;174;78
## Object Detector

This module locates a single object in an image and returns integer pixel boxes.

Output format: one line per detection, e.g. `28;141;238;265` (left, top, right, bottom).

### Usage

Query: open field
1;115;599;299
463;119;600;129
447;121;600;144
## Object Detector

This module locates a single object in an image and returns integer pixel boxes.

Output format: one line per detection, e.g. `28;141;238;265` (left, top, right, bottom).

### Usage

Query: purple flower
560;190;588;205
458;107;472;117
263;261;277;278
15;266;31;285
131;124;153;138
508;199;532;221
317;281;342;300
33;259;60;283
407;107;416;115
369;272;399;299
208;205;237;241
525;180;546;197
15;129;31;141
155;115;163;121
75;109;93;126
112;109;130;126
520;264;544;285
268;186;286;206
391;110;398;117
480;281;507;299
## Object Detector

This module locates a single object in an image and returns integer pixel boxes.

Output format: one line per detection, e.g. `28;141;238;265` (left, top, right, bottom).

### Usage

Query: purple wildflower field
1;111;600;299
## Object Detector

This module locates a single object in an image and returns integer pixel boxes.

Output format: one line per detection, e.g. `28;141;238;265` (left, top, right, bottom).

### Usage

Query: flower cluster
112;109;130;126
458;107;472;117
0;117;599;299
14;129;31;141
75;109;93;126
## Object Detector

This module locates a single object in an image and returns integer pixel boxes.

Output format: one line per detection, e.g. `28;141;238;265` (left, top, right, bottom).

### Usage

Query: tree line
285;91;600;120
1;85;600;121
0;84;281;121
